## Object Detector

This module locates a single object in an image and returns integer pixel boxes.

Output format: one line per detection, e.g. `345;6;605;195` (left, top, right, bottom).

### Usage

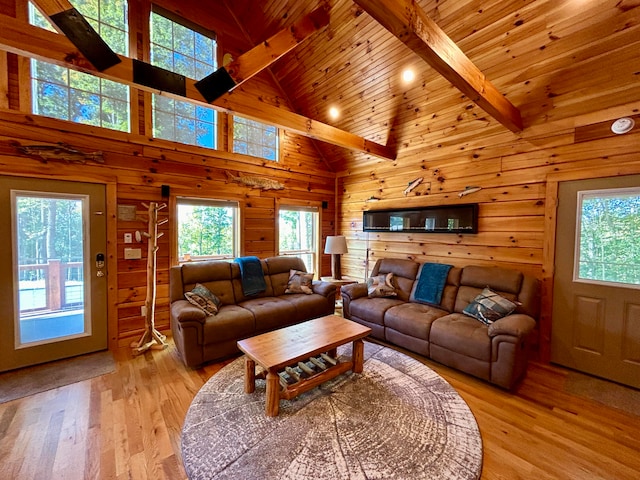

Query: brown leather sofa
341;258;540;389
170;256;337;367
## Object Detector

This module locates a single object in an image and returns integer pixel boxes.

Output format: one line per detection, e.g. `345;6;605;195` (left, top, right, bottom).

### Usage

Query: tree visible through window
177;199;238;261
279;207;318;273
28;1;130;132
576;188;640;286
150;9;217;148
233;116;278;161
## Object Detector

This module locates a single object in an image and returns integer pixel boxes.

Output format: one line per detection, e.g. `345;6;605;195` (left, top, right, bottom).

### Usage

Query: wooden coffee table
237;315;371;416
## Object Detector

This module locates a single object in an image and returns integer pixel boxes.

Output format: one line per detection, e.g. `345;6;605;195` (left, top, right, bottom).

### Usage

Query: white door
0;176;108;372
552;175;640;388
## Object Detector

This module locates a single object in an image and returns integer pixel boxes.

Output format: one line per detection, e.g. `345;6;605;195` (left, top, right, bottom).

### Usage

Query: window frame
231;115;280;161
276;201;321;275
573;186;640;290
175;197;241;263
27;1;131;132
149;6;218;149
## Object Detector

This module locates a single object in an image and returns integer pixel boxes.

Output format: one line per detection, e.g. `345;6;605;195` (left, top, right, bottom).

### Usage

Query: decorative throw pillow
463;287;519;325
367;272;397;298
285;269;314;294
184;283;221;316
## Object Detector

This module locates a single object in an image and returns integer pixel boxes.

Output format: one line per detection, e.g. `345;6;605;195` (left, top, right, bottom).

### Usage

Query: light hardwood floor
1;340;639;479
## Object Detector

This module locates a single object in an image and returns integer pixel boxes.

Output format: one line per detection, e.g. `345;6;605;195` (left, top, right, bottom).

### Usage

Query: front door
0;176;108;372
552;175;640;388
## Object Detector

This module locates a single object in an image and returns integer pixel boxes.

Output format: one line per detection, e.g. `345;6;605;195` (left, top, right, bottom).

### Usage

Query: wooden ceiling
224;0;640;173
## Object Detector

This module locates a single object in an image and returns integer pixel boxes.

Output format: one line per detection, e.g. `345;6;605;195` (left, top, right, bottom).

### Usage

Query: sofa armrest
312;280;337;298
171;299;207;324
488;313;536;339
341;282;368;301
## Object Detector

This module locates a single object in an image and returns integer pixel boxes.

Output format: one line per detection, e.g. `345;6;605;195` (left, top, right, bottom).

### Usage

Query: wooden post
265;371;280;417
244;357;256;394
132;202;168;354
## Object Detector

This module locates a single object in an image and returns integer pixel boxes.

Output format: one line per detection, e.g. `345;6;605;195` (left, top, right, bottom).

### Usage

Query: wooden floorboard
0;339;638;480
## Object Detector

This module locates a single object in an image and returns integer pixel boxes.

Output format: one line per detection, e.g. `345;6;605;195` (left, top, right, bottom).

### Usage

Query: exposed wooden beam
196;5;330;102
32;0;121;71
354;0;523;133
0;14;396;161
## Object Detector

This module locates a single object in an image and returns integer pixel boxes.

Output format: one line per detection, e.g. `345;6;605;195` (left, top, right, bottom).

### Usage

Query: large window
575;187;640;287
177;198;239;261
233;116;278;161
28;1;130;132
150;9;217;148
279;206;319;273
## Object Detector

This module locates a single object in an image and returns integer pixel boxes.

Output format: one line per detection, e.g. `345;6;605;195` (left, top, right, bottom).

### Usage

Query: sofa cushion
285;269;314;295
185;283;221;315
367;273;398;298
463;287;519;325
281;293;331;321
384;303;449;340
370;258;419;301
460;265;523;294
202;305;255;344
265;256;308;296
349;296;404;326
180;261;237;305
430;313;491;362
239;297;297;332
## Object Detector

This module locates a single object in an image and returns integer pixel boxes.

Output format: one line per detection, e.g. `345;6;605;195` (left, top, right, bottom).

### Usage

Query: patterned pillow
285;269;314;295
184;283;221;316
367;272;397;298
463;287;518;325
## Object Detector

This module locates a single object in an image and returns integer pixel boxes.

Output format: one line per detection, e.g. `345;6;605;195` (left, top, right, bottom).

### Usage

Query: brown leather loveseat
341;258;540;389
170;256;336;367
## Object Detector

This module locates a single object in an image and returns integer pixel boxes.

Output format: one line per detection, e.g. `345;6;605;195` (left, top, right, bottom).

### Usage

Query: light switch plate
124;233;132;243
124;248;142;260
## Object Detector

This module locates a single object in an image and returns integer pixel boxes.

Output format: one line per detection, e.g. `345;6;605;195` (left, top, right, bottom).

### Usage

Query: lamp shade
324;235;348;254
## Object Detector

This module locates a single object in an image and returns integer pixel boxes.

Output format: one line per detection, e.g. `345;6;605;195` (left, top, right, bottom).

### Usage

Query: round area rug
181;342;483;480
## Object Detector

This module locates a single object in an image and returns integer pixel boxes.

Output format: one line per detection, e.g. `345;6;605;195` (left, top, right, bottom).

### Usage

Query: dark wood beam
354;0;523;133
0;14;395;161
31;0;120;71
196;5;330;102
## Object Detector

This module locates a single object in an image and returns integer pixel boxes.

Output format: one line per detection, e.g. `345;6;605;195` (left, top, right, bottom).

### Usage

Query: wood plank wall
337;118;640;356
0;0;337;347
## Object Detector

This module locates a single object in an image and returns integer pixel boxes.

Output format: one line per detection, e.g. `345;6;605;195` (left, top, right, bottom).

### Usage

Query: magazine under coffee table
237;315;371;416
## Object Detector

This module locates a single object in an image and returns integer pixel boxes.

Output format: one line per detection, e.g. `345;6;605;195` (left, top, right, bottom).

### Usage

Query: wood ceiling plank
197;4;329;101
354;0;523;133
0;13;396;161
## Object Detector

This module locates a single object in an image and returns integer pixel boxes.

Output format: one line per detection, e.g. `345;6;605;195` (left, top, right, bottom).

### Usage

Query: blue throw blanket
234;256;267;296
413;263;453;305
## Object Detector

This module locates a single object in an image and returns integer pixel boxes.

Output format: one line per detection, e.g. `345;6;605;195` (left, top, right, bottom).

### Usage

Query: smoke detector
611;117;635;135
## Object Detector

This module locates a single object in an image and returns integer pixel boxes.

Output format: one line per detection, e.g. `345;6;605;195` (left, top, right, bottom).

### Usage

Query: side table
320;276;360;312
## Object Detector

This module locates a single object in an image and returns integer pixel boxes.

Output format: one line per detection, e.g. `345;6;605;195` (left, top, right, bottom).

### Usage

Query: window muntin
574;187;640;288
233;116;278;161
278;207;318;273
150;10;217;149
177;198;239;261
28;1;130;132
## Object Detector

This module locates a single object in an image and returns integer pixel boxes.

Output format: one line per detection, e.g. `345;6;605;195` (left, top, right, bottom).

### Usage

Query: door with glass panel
552;175;640;388
0;176;107;372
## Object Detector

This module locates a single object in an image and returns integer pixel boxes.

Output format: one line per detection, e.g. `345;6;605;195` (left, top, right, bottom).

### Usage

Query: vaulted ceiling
224;0;640;173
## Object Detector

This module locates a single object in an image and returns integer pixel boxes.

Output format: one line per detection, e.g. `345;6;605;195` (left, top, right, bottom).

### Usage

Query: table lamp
324;235;348;280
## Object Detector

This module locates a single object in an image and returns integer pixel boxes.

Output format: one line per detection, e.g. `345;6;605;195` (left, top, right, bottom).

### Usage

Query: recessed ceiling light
329;107;340;119
611;117;635;135
402;69;415;83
